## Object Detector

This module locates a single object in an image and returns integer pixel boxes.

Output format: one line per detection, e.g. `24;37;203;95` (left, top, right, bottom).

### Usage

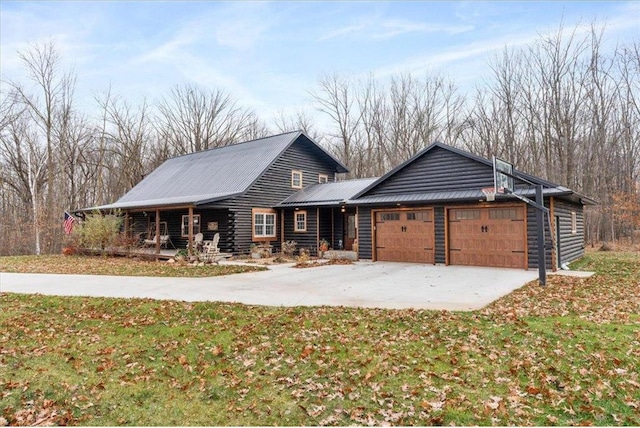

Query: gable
90;131;347;210
361;146;495;197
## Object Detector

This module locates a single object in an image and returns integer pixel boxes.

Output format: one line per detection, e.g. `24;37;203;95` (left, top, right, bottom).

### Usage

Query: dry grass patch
0;255;265;278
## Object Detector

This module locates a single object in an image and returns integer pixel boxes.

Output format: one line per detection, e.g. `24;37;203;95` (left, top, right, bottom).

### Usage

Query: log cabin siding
333;211;345;250
357;207;373;260
283;209;319;255
363;146;495;196
527;199;553;270
553;198;585;266
208;137;341;254
434;206;446;264
318;208;333;249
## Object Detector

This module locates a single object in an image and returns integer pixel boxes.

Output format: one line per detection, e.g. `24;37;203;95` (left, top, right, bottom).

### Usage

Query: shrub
295;251;311;267
74;211;123;255
61;246;76;256
281;240;297;257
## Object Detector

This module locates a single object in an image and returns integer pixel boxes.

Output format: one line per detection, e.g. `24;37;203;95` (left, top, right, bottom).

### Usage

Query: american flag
64;211;75;235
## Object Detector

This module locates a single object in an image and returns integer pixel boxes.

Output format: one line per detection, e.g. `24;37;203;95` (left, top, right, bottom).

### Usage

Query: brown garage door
448;206;526;268
375;209;434;263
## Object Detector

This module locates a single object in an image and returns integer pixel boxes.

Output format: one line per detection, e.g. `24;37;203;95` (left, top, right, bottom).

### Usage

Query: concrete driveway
0;261;538;311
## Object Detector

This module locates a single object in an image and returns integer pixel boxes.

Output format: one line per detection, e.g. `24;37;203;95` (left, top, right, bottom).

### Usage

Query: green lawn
1;251;639;426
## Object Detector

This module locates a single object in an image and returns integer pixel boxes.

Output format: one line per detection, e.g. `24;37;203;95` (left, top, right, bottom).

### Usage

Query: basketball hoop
482;187;498;202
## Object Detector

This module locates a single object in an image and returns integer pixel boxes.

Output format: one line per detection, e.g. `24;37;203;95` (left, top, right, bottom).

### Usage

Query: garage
447;205;526;269
374;209;435;263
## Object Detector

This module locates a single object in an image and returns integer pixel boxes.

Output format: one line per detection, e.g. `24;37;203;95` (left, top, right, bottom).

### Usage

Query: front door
344;213;356;250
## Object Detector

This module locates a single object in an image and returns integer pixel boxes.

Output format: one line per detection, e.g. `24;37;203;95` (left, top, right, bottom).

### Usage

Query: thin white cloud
319;15;473;42
214;17;270;50
370;30;539;80
319;23;368;41
374;19;474;39
134;32;195;64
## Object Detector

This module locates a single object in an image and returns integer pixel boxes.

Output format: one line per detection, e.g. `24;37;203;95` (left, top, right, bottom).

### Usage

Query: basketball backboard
493;156;514;193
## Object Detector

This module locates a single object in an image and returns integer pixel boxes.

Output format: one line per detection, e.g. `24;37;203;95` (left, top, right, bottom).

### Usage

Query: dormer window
291;170;303;189
318;174;328;184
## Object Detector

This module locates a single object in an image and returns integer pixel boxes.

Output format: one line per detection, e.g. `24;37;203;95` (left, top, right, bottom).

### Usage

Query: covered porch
279;204;359;258
275;178;378;258
118;205;234;257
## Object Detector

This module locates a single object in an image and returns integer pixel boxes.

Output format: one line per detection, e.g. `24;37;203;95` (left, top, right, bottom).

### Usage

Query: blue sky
1;1;638;124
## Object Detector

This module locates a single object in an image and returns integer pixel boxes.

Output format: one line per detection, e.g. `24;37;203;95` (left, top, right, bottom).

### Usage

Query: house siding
363;146;496;196
283;208;318;255
133;208;233;252
225;136;340;254
553;198;585;266
434;206;446;264
357;207;373;260
318;208;333;249
527;199;553;270
333;210;345;250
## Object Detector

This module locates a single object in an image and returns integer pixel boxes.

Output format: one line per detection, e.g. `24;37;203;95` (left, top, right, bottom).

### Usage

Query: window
294;210;307;232
489;208;521;220
571;211;577;234
253;209;276;240
407;211;432;221
377;212;400;221
291;170;303;189
318;174;329;184
181;215;201;237
454;209;480;220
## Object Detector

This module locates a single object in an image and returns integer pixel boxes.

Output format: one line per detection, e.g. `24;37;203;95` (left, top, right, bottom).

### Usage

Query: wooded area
1;24;638;255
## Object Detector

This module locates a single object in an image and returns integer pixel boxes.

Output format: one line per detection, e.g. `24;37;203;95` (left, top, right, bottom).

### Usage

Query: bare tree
312;72;465;178
273;108;325;143
156;84;257;155
95;94;154;200
0;101;48;254
311;73;365;177
4;41;79;253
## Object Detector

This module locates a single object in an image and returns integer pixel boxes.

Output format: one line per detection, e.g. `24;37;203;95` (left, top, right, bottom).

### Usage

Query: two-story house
87;131;593;270
90;131;347;254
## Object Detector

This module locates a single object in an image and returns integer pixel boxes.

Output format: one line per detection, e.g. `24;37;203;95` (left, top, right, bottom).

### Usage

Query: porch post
188;206;194;257
124;210;129;238
155;209;161;254
123;211;130;252
316;208;320;254
280;210;284;247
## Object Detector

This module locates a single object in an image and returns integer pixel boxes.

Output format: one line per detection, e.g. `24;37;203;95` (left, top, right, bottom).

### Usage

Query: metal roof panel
277;177;379;207
114;132;300;208
348;187;570;205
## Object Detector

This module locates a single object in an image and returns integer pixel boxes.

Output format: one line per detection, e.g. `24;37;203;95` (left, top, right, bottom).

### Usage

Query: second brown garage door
375;209;435;263
448;206;526;269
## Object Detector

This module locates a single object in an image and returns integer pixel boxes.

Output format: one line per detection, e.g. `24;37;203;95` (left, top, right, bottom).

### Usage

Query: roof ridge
335;176;380;182
166;130;302;160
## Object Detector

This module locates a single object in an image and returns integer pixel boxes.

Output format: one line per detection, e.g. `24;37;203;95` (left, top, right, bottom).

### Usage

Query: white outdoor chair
193;233;204;251
202;233;221;263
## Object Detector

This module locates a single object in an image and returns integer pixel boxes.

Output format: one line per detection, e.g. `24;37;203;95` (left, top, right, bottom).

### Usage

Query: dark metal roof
351;141;594;205
348;187;576;206
84;131;348;211
277;177;378;208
